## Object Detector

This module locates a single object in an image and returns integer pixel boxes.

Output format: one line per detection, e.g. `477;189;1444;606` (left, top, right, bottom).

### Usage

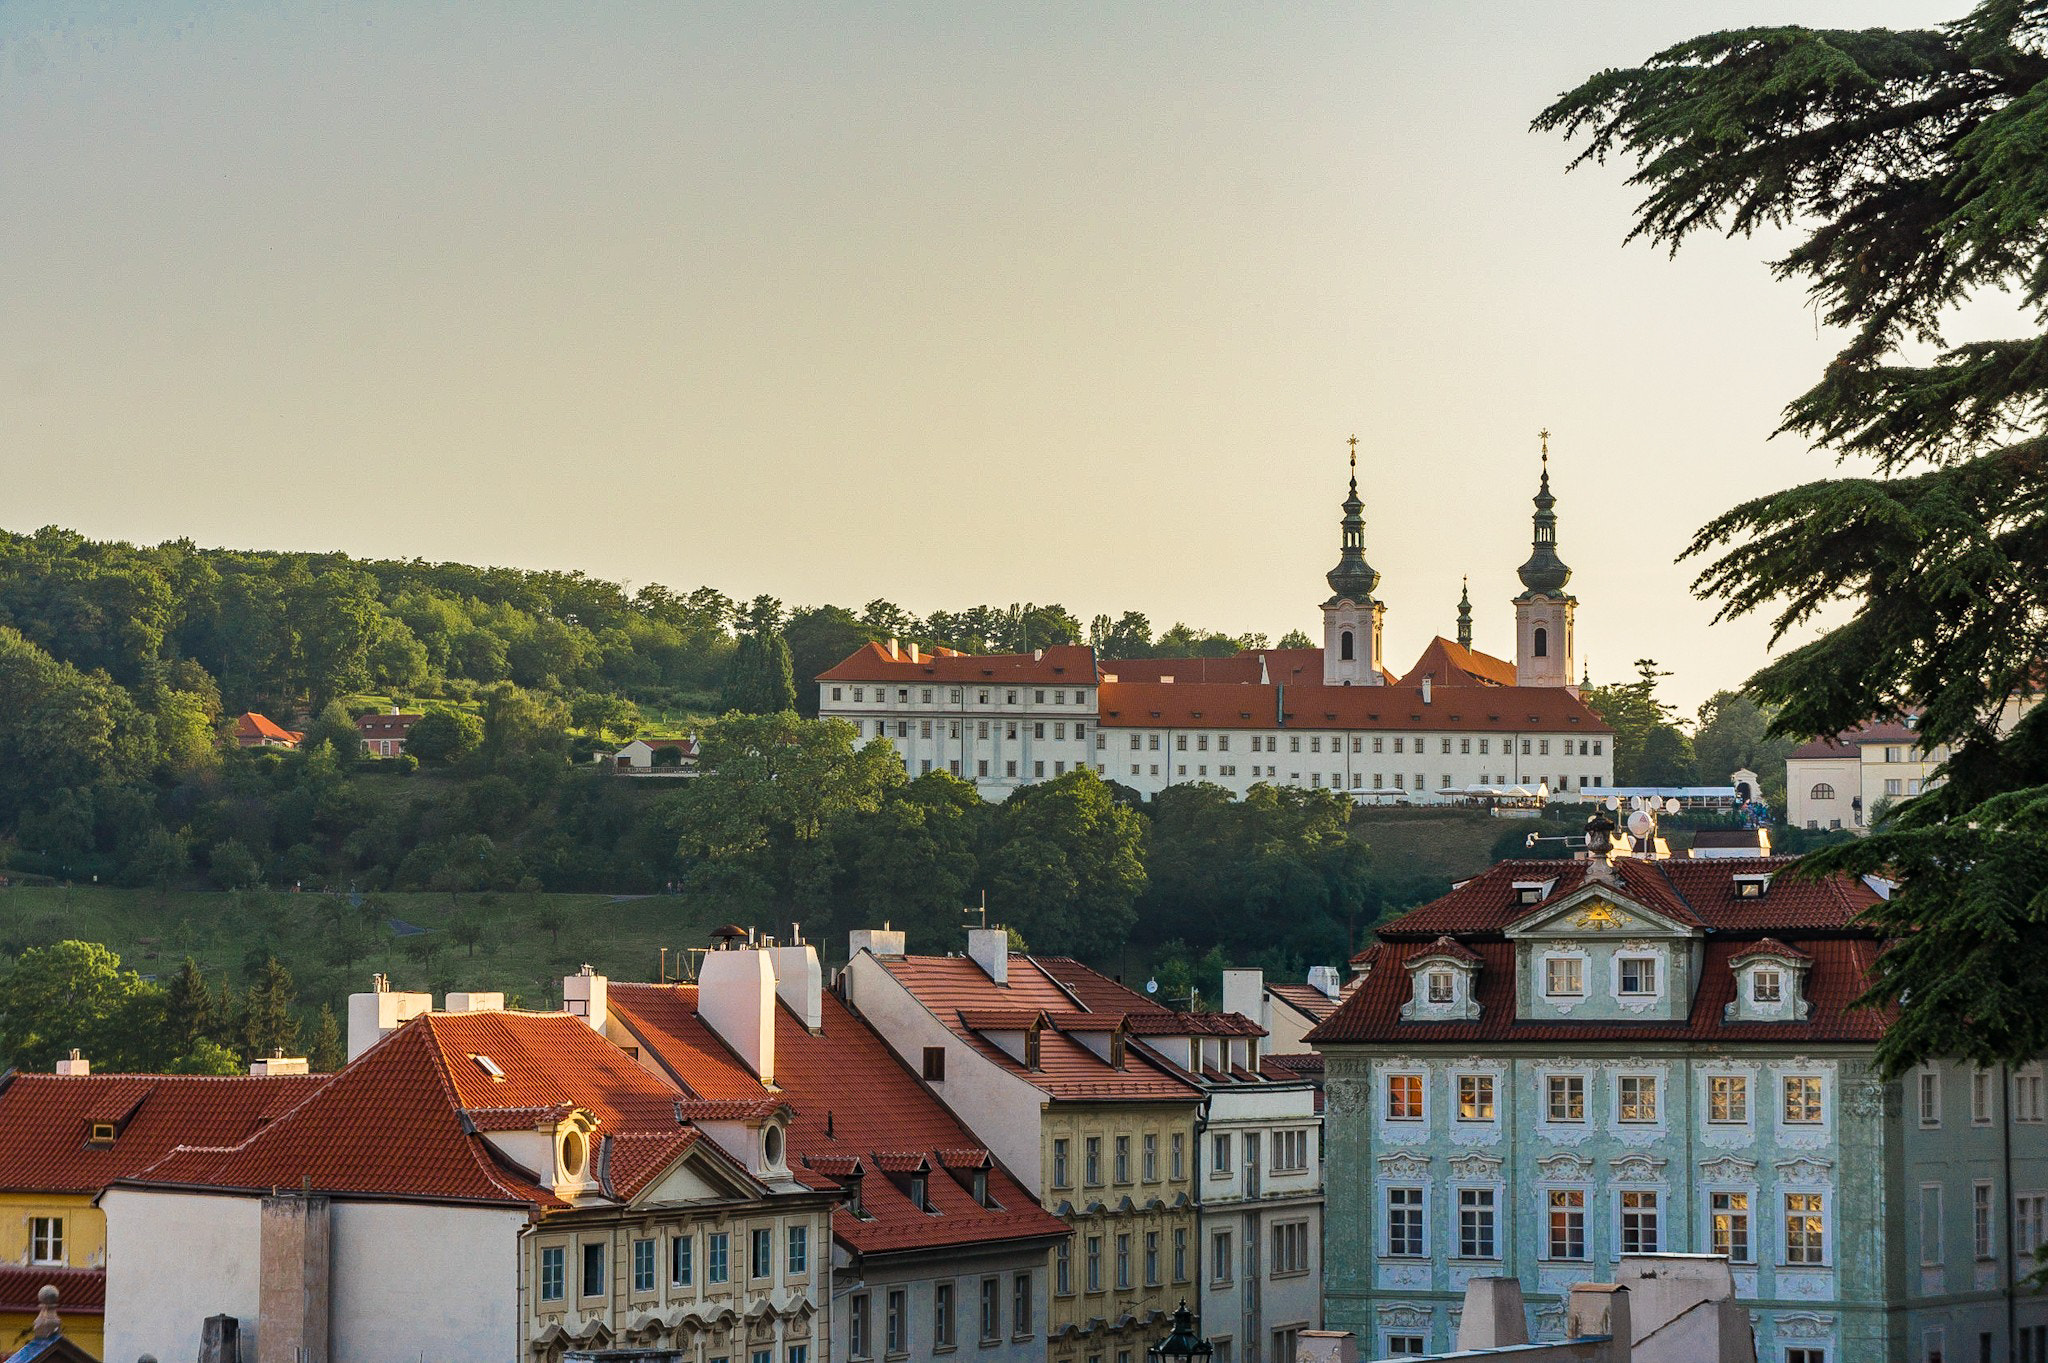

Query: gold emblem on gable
1571;903;1630;931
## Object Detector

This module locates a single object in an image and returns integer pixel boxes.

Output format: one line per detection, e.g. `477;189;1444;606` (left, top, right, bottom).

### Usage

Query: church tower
1322;437;1385;686
1456;577;1473;651
1514;430;1577;693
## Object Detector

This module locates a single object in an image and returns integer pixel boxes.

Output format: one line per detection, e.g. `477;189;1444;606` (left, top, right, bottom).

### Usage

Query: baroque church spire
1325;435;1381;604
1456;577;1473;650
1516;428;1572;597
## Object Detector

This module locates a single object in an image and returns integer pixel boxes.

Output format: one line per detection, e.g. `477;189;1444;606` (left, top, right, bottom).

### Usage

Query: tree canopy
1542;0;2048;1073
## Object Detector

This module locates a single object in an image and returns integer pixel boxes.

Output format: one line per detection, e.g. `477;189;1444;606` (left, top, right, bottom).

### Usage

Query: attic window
471;1054;506;1080
910;1170;931;1212
922;1047;946;1081
973;1169;992;1207
1734;875;1771;900
1568;716;1581;724
1512;879;1555;905
88;1122;116;1145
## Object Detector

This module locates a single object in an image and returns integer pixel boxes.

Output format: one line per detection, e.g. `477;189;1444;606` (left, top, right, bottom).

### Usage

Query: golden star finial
1348;433;1357;470
1539;427;1550;463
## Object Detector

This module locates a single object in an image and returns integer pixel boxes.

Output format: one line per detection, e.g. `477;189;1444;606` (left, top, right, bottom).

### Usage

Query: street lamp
1148;1300;1212;1359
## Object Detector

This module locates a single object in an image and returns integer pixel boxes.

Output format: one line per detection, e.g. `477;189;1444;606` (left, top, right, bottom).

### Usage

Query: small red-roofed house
98;1009;835;1363
352;708;421;757
230;712;300;750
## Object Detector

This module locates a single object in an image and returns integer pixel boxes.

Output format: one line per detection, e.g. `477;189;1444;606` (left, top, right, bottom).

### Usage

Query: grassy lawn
0;885;731;1016
1348;806;1518;884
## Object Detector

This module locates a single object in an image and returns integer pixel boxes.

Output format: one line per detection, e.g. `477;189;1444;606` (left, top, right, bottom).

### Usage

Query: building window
1173;1227;1189;1281
751;1228;772;1279
1975;1181;1995;1260
923;1046;946;1081
540;1245;565;1301
1085;1136;1102;1185
27;1217;64;1267
1012;1272;1032;1338
886;1287;907;1356
1548;1189;1587;1260
980;1276;1001;1342
633;1237;657;1293
1973;1069;1994;1124
1053;1137;1070;1188
849;1293;871;1358
708;1231;729;1284
1785;1076;1824;1125
1620;1190;1660;1254
672;1233;693;1285
1545;957;1583;997
1787;1351;1825;1363
1056;1240;1073;1296
1115;1134;1131;1184
1920;1185;1946;1266
1212;1132;1233;1176
934;1281;955;1349
1711;1192;1751;1262
1143;1132;1159;1181
1709;1075;1748;1123
788;1224;808;1275
1386;1186;1425;1257
1547;1074;1586;1123
1115;1233;1131;1289
1785;1192;1828;1264
1752;969;1782;1002
1144;1230;1161;1285
1618;1074;1659;1123
1211;1229;1234;1284
1386;1073;1424;1121
2016;1066;2045;1122
2016;1195;2046;1256
1427;971;1454;1003
582;1241;606;1298
1272;1220;1310;1275
1920;1069;1943;1127
1458;1074;1495;1121
1810;782;1836;800
1274;1128;1309;1171
1086;1235;1103;1292
1534;626;1548;657
1618;957;1658;996
1172;1132;1186;1179
1459;1188;1497;1259
789;1347;808;1363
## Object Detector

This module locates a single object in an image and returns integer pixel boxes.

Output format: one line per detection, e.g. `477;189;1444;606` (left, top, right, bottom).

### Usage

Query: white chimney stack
563;966;608;1033
699;946;776;1084
850;925;907;959
768;943;823;1031
968;927;1010;985
250;1053;312;1077
887;637;900;659
1306;965;1343;999
347;978;432;1062
444;991;505;1014
1221;969;1265;1028
909;642;921;664
54;1050;89;1077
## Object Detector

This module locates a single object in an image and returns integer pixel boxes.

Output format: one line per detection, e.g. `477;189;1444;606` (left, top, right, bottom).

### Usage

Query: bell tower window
1340;630;1355;661
1533;626;1548;658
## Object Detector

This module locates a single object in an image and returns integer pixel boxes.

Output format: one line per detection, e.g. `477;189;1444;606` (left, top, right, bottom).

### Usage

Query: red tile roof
605;984;1068;1258
1308;936;1887;1045
0;1265;103;1316
353;713;421;737
1266;984;1341;1023
1104;649;1326;686
818;643;1097;685
231;712;301;745
1410;936;1481;965
876;956;1202;1104
124;1012;697;1208
1096;680;1609;733
1731;938;1812;965
1398;637;1519;689
0;1072;325;1196
1789;716;1928;758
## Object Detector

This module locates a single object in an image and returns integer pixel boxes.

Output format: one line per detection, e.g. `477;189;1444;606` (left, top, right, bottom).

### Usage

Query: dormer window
1513;879;1557;906
1427;972;1454;1004
1753;970;1782;1003
471;1054;505;1081
1734;874;1771;899
972;1169;990;1207
847;1177;868;1219
88;1122;116;1146
910;1170;930;1212
1618;958;1658;997
1025;1028;1042;1071
1400;937;1482;1021
1544;958;1584;998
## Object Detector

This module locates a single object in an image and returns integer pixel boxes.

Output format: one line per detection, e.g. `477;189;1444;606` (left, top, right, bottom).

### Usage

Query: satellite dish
1145;978;1159;995
1664;798;1681;815
1627;809;1655;840
1605;797;1620;812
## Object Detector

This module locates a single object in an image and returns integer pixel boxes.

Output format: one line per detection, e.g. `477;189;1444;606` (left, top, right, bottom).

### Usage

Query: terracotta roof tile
1411;936;1482;965
1730;937;1813;965
0;1072;326;1196
0;1265;104;1316
1398;636;1519;689
232;712;301;744
606;984;1068;1259
1096;680;1610;733
1266;984;1341;1023
818;642;1097;685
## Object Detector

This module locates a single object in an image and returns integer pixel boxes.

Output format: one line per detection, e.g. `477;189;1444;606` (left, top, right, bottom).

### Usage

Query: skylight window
471;1054;505;1080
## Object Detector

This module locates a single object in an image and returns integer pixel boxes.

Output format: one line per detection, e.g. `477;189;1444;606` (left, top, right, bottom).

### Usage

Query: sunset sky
0;1;1958;711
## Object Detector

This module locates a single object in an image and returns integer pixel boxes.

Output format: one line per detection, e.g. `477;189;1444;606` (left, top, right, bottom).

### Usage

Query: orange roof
1266;983;1341;1023
1398;636;1518;688
232;712;301;743
606;984;1069;1258
877;956;1201;1104
1096;679;1610;733
0;1072;325;1195
817;642;1097;685
124;1012;698;1208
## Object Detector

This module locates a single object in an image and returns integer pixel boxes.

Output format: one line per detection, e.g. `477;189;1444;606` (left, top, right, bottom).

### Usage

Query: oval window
560;1128;586;1179
763;1124;785;1167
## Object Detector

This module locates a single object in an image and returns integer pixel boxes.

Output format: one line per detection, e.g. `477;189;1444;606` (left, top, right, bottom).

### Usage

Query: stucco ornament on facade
1609;1153;1666;1183
1376;1303;1433;1330
1775;1312;1837;1339
1376;1152;1433;1179
1775;1156;1834;1185
1448;1152;1502;1179
1571;903;1630;931
1697;1155;1758;1183
1535;1152;1593;1180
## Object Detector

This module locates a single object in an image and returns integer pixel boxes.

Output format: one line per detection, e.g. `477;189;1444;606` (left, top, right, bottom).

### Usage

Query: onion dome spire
1456;576;1473;650
1516;428;1572;597
1325;435;1381;603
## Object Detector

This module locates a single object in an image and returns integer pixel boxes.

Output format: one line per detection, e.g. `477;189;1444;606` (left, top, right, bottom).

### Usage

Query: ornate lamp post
1149;1300;1213;1359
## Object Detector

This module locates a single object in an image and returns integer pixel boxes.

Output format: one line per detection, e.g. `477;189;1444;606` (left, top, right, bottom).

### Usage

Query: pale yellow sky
0;1;1959;711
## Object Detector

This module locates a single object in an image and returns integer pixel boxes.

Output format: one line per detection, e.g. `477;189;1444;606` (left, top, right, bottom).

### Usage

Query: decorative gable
1723;939;1813;1023
1399;937;1481;1022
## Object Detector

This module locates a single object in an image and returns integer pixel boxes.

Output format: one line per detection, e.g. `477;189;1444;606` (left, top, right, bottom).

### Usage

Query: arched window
1810;782;1836;801
1339;630;1355;662
1533;626;1548;658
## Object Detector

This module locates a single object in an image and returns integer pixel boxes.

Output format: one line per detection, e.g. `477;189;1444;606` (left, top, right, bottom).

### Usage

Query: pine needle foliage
1540;1;2048;1075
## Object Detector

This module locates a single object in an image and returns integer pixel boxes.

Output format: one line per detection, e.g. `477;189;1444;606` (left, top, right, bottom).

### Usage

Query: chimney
968;926;1009;985
1294;1332;1358;1363
699;946;776;1084
909;642;921;664
346;979;431;1062
1306;964;1343;999
1221;969;1265;1028
250;1051;311;1077
444;991;505;1014
258;1192;330;1363
563;966;608;1033
887;637;900;660
1456;1276;1530;1349
54;1049;89;1077
768;942;823;1031
1567;1283;1632;1361
849;925;907;959
1033;648;1044;662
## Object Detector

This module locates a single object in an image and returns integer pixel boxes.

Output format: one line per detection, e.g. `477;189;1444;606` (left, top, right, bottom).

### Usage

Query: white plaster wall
843;954;1048;1193
103;1188;264;1363
1786;754;1861;830
331;1201;525;1363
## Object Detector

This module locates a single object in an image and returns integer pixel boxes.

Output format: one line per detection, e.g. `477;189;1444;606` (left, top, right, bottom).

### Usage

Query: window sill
1269;1269;1310;1281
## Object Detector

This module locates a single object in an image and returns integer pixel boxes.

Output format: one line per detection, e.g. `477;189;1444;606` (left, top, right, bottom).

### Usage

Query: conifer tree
307;1004;345;1073
1541;1;2048;1072
164;957;214;1051
719;596;798;715
240;957;302;1060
